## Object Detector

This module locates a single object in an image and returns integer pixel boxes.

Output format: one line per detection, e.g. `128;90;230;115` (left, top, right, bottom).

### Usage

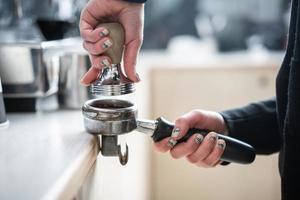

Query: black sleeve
124;0;147;3
220;98;281;155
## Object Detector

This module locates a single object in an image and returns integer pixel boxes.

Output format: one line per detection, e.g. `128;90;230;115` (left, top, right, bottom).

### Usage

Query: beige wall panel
150;66;280;200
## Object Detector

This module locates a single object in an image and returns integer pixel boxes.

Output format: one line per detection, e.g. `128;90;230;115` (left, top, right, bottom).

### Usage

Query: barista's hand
154;110;228;168
79;0;144;85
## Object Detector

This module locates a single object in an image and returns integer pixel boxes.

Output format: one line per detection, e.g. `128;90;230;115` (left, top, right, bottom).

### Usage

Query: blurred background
0;0;288;199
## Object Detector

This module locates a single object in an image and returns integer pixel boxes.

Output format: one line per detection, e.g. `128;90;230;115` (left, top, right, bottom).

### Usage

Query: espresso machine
82;23;256;166
0;0;88;112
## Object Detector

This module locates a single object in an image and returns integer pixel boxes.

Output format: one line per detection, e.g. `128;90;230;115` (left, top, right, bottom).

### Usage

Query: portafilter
82;99;256;165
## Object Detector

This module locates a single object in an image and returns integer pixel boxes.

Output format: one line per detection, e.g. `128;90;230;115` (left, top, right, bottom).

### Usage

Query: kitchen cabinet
0;111;99;200
148;51;283;200
0;111;150;200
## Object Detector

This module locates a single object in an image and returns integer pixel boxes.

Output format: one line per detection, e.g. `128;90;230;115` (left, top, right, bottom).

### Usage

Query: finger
171;110;207;141
83;38;113;55
153;137;173;153
170;134;204;159
79;6;101;42
123;38;142;82
199;139;226;167
213;160;222;167
89;55;112;70
80;66;101;86
81;26;110;43
186;132;218;164
79;1;111;43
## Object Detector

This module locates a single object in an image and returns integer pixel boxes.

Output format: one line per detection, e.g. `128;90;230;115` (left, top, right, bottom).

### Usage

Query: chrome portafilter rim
82;99;137;135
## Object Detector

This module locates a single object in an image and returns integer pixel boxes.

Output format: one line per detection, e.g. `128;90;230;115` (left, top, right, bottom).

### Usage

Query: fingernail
136;73;141;82
171;127;180;138
100;28;109;37
167;139;177;148
209;132;218;142
101;59;110;67
217;139;226;149
194;134;204;144
102;39;112;49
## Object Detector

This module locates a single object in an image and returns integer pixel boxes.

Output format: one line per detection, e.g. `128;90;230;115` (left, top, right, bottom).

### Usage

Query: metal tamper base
90;64;135;96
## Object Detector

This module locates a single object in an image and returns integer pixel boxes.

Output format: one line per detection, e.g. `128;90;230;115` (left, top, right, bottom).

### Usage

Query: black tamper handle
152;117;256;164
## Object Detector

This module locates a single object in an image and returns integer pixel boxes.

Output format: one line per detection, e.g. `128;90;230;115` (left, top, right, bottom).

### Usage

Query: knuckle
189;109;200;116
82;42;88;50
185;143;197;154
205;159;215;167
195;161;208;168
170;151;180;159
175;117;187;126
90;45;98;54
136;37;143;46
187;156;198;164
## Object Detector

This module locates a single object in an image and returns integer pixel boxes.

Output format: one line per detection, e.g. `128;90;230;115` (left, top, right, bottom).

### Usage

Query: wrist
217;113;229;135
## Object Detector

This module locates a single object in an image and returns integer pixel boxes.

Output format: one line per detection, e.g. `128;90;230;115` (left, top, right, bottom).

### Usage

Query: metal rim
82;99;137;121
90;83;135;96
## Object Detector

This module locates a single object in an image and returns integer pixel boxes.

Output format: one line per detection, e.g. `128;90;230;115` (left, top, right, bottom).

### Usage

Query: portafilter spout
90;23;135;96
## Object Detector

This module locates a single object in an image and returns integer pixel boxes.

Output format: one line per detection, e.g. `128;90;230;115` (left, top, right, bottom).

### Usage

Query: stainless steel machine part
82;99;137;135
58;53;90;109
136;119;158;135
0;77;8;127
82;98;137;165
91;64;135;96
90;23;135;96
0;38;84;98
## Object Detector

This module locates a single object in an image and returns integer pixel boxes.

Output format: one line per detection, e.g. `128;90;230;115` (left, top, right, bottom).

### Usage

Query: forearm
220;98;281;155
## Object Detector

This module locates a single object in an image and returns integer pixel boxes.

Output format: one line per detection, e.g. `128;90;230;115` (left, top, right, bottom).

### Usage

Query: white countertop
0;110;99;200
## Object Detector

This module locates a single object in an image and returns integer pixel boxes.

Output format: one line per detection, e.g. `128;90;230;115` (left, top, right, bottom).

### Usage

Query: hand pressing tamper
90;23;135;96
82;23;256;165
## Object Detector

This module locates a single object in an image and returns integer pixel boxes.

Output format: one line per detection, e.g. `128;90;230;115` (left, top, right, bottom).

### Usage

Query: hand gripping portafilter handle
99;23;125;64
152;117;256;164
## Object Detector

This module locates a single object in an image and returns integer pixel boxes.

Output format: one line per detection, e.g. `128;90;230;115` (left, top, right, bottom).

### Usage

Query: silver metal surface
13;0;23;20
90;64;135;96
136;119;157;136
82;99;137;135
0;38;84;98
58;53;90;109
82;98;136;165
0;77;7;125
101;135;128;165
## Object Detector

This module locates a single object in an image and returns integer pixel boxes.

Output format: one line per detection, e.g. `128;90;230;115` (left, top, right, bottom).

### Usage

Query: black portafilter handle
152;117;256;164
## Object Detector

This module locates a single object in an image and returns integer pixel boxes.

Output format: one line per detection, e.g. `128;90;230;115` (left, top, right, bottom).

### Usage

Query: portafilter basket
82;99;137;165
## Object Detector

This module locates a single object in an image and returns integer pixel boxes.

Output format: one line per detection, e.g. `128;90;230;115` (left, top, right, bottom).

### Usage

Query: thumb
123;38;142;82
171;111;206;140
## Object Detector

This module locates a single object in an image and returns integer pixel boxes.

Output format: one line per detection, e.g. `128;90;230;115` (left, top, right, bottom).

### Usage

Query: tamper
90;23;135;96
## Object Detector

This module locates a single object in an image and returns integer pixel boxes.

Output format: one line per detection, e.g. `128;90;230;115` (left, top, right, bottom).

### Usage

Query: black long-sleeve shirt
219;1;300;199
125;0;300;199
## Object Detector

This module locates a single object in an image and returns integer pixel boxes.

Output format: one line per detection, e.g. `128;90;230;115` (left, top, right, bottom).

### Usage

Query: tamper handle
99;23;125;64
